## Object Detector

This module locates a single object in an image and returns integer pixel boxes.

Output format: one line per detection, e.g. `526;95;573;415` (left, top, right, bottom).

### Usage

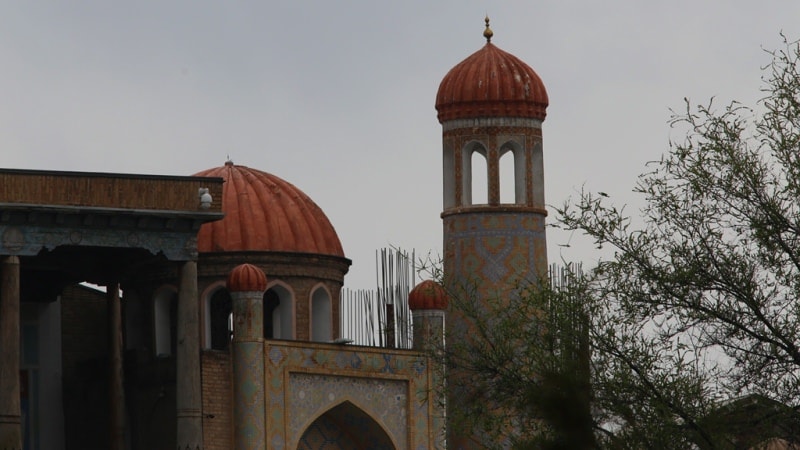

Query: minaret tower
436;19;550;448
436;17;549;302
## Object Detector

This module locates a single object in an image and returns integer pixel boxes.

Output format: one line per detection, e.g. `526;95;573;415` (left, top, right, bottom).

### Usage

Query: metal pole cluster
340;248;416;348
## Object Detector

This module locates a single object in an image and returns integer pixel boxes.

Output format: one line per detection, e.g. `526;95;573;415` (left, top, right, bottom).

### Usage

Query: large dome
435;23;548;123
194;161;344;257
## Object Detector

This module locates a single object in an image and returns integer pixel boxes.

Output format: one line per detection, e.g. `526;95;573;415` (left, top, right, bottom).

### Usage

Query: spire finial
483;15;493;43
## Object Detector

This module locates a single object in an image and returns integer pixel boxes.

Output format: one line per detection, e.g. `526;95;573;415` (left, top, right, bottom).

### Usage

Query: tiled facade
265;341;443;450
444;211;547;300
197;340;444;450
437;30;549;448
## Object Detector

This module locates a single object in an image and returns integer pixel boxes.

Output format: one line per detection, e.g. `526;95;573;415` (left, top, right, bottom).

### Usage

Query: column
0;255;22;450
108;284;125;450
228;264;266;450
412;309;447;450
488;146;500;205
176;260;203;450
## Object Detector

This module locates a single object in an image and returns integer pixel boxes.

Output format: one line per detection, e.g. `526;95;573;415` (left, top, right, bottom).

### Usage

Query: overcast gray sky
2;2;798;289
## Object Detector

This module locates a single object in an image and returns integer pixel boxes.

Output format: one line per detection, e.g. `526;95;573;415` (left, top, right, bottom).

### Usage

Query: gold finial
483;15;493;43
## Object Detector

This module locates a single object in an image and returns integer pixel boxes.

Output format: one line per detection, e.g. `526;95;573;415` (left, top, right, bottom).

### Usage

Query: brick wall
202;350;232;450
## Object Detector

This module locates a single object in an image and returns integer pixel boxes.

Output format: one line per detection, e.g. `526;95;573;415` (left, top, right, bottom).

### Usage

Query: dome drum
198;251;351;284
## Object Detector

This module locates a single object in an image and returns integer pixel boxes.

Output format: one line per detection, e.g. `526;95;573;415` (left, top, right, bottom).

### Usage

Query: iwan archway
297;401;396;450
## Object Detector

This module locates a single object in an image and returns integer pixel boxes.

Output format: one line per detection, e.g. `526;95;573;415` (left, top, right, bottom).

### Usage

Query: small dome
435;40;548;122
226;263;267;293
408;280;448;311
195;162;345;257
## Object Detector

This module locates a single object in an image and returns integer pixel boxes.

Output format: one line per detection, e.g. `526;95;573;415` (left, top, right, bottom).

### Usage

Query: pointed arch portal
297;401;396;450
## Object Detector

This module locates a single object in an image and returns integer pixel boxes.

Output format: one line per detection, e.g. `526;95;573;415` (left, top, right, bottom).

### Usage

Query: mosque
0;19;549;450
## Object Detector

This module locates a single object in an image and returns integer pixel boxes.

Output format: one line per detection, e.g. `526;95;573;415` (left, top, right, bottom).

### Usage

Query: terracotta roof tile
436;43;548;122
409;280;448;311
194;162;345;257
226;263;268;292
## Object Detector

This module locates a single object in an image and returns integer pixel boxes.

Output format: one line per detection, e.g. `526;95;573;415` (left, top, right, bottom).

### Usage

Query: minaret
435;18;550;449
408;280;448;450
226;263;268;450
436;17;549;304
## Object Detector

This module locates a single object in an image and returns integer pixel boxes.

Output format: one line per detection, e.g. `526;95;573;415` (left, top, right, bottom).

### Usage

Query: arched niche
467;143;488;205
264;282;294;340
499;139;527;204
310;285;332;342
297;401;396;450
203;285;232;351
153;286;177;357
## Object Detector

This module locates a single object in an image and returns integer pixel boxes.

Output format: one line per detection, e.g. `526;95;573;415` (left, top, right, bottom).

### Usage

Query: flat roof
0;167;224;214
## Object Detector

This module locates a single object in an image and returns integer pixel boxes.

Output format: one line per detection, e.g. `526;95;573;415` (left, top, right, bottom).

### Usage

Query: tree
556;35;800;447
440;267;596;450
438;36;800;449
438;263;719;450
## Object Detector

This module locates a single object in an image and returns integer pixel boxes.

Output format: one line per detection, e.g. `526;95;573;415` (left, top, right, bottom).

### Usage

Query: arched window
471;150;488;205
264;289;279;339
153;288;177;357
264;284;293;340
208;288;232;351
499;148;516;204
311;286;332;342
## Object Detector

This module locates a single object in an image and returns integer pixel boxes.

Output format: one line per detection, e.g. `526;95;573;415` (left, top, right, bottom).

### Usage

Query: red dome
435;42;548;122
226;263;267;293
408;280;448;311
195;162;345;257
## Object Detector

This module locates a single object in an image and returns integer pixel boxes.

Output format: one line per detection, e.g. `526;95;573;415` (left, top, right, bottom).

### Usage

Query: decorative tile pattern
289;372;407;448
445;212;547;297
264;341;442;450
233;341;265;450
